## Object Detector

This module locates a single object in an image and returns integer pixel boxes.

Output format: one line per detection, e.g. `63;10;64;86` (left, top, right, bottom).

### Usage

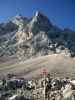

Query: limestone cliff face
16;31;33;42
0;11;75;61
16;31;33;60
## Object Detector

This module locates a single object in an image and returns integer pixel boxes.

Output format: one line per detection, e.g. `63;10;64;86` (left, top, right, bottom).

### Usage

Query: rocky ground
0;73;75;100
0;54;75;100
0;54;75;79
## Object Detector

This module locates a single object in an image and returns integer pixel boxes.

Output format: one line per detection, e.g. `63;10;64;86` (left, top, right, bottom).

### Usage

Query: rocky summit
0;11;75;61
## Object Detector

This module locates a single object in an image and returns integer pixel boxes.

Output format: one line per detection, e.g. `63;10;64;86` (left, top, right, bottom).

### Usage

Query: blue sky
0;0;75;30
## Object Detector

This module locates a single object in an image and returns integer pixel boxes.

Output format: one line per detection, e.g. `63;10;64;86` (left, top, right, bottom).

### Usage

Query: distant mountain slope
0;11;75;61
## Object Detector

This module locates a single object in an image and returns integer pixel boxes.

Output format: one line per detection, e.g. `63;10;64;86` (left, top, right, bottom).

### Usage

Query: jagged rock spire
35;10;45;17
35;10;42;17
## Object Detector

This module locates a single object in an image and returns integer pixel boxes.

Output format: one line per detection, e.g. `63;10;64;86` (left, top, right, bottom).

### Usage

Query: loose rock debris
0;74;75;100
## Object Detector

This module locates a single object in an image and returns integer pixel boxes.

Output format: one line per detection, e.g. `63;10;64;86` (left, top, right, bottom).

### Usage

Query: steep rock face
12;14;29;26
26;11;52;34
0;11;75;61
0;21;18;35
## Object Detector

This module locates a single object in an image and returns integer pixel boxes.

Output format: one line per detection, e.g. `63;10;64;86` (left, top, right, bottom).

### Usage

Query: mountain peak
35;11;44;17
0;11;75;60
34;10;49;20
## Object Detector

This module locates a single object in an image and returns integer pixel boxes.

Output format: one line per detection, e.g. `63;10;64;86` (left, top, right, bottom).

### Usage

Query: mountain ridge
0;11;75;61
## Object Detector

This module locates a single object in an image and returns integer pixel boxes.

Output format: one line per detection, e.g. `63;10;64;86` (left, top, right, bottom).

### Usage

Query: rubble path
0;54;75;79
